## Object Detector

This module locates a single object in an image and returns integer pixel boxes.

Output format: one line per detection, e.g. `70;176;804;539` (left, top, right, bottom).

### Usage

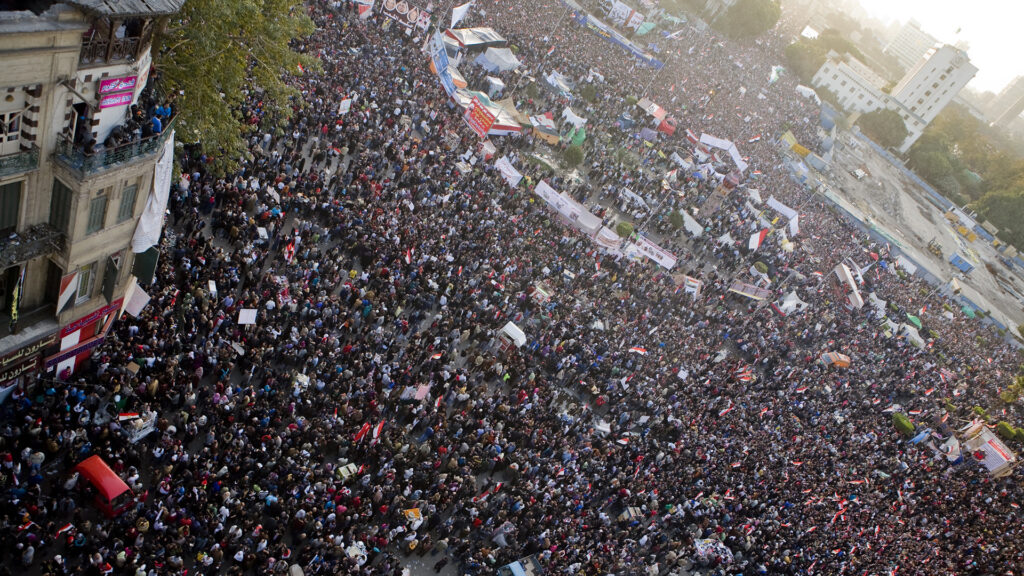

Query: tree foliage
615;221;634;238
783;29;865;83
715;0;780;40
669;210;684;229
857;109;908;149
156;0;317;174
563;145;584;168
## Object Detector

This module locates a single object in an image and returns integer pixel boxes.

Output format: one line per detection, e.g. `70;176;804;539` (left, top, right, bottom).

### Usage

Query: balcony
54;117;175;175
0;145;40;180
79;36;142;68
0;223;66;270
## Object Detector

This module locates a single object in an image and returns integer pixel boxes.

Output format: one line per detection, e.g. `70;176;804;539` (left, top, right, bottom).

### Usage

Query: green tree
564;145;584;168
974;189;1024;249
580;84;597;103
716;0;780;39
857;109;908;149
784;40;826;83
615;221;634;238
156;0;317;174
669;210;684;229
908;150;954;183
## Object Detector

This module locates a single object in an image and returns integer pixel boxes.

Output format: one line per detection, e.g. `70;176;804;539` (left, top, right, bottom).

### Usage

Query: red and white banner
464;97;496;138
748;229;769;251
58;271;80;313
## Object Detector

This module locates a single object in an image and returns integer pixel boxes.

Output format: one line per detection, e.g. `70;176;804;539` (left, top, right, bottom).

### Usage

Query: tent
544;71;574;96
475;47;521;72
905;314;922;329
700;133;748;173
529;113;560;145
961;421;1017;477
499;322;526;349
795;84;821;104
636;97;668;120
445;27;507;49
452;89;522;136
819;351;851;368
566;125;586;147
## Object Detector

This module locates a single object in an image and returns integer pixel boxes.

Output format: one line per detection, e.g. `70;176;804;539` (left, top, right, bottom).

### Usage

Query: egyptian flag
372;421;385;439
472;482;503;503
56;523;74;537
283;239;296;263
629;346;648;356
430;352;443;360
353;422;372;442
718;402;734;417
118;412;141;421
748;229;769;251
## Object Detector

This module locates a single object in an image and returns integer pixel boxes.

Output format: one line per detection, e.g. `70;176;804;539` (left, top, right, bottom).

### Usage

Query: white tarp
777;291;809;314
789;214;800;236
593;226;624;252
699;133;747;172
631;235;677;269
500;321;526;347
896;255;918;276
238;308;258;325
682;211;704;237
131;131;175;253
123;279;152;318
494;156;522;187
901;324;925;348
746;188;762;204
534;181;601;235
450;0;474;28
545;71;574;95
475;47;521;72
562;107;587;129
795;84;821;104
621;188;648;209
718;232;735;246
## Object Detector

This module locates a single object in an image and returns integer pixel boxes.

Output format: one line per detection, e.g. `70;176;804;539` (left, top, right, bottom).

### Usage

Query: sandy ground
823;136;1024;334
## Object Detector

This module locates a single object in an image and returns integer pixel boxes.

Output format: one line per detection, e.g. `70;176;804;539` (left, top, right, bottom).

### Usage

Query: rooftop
61;0;185;18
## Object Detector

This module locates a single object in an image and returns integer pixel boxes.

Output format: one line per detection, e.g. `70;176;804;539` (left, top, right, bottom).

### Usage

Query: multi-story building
0;0;181;391
883;19;939;72
988;76;1024;129
892;45;977;125
812;45;976;153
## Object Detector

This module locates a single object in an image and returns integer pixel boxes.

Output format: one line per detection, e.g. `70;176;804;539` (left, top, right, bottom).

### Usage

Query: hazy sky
855;0;1022;94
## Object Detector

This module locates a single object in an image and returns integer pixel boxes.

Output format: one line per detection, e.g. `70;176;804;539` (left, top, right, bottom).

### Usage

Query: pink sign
98;75;137;95
99;92;133;109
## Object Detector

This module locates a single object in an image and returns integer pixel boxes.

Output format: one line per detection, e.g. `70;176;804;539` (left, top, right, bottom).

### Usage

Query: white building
892;45;977;125
883;19;939;72
812;46;976;153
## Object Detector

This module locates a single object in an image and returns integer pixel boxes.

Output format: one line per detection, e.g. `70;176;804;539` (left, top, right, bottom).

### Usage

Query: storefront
0;332;58;401
44;298;123;379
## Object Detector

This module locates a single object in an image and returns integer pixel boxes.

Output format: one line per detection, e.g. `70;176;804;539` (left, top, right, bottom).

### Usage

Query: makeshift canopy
452;89;522;135
905;314;922;329
819;351;851;368
636;97;668;120
475;47;521;72
445;27;507;49
544;71;574;96
76;455;131;505
565;125;586;147
485;76;505;97
499;322;526;348
700;133;748;173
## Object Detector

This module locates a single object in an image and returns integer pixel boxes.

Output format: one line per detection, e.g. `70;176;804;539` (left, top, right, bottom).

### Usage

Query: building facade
0;0;181;391
812;45;976;153
883;19;939;72
988;76;1024;128
892;45;977;125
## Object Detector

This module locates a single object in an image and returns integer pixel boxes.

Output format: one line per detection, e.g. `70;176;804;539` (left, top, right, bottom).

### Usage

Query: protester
1;2;1021;576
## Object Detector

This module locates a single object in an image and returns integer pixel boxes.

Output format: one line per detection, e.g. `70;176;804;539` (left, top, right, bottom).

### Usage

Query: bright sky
855;0;1024;94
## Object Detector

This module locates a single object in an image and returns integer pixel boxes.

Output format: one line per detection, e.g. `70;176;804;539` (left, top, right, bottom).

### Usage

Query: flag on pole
748;229;769;251
353;422;372;442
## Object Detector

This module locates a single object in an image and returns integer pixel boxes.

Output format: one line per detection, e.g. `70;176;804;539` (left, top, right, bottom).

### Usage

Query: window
87;194;107;235
50;178;73;233
0;180;21;234
832;74;838;80
858;93;864;100
911;106;917;112
917;98;924;105
932;82;939;89
0;110;21;155
925;90;932;97
866;101;873;107
840;80;847;86
76;261;96;302
940;74;947;80
117;183;138;223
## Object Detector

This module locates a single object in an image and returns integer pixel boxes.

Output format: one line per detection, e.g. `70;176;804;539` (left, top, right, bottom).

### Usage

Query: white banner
131;131;174;253
789;214;800;236
766;195;798;220
123;280;152;318
632;235;677;269
535;180;559;205
593;226;623;251
338;98;353;115
682;211;703;237
494;156;522;187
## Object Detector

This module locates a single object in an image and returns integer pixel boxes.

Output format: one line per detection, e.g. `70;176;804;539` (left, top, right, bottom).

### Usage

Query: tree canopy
715;0;780;40
155;0;317;174
784;29;866;84
857;109;908;149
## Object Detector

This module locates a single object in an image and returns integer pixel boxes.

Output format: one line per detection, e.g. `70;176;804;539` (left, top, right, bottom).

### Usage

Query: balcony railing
0;223;66;269
79;37;141;67
55;118;175;174
0;144;40;179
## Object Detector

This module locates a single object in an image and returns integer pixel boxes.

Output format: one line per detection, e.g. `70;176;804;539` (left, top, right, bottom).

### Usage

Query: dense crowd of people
2;1;1023;575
